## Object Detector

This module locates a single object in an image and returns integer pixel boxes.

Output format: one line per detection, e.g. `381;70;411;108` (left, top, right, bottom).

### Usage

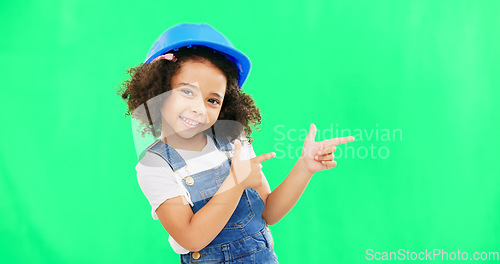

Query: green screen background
1;0;499;263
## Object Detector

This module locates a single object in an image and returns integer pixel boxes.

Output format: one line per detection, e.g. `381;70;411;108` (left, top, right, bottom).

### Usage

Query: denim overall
146;129;279;263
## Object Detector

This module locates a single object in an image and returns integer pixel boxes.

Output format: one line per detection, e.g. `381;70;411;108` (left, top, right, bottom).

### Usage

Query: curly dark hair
116;46;261;143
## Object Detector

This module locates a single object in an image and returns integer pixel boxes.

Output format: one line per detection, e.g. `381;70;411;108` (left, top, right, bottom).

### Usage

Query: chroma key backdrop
1;0;499;263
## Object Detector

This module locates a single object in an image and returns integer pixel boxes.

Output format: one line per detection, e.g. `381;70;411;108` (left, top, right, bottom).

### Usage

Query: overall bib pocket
201;187;255;228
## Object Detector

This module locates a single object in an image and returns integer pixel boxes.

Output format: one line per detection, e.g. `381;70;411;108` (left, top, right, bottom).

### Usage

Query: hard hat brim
144;40;251;88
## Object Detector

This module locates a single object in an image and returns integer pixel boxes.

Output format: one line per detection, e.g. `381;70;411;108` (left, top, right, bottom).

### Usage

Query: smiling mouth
179;116;203;127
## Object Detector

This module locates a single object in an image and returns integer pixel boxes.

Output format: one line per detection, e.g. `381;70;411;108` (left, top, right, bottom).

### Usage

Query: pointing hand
301;123;355;173
230;139;276;189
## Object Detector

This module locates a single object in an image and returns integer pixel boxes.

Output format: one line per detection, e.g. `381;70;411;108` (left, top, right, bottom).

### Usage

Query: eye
208;98;221;106
180;89;193;96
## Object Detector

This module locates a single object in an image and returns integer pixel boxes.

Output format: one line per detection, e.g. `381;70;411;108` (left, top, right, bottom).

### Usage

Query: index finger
322;136;355;146
253;152;277;164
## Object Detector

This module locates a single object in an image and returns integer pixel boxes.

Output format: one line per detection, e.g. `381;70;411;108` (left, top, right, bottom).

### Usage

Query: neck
161;131;208;151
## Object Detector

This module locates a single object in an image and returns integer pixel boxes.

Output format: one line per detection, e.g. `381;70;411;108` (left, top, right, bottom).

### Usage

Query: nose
191;98;207;115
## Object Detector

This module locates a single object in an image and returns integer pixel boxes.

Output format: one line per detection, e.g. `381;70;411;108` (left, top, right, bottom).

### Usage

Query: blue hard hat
144;23;251;88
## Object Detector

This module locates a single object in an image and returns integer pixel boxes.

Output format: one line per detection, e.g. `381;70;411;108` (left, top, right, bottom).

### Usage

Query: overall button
192;251;200;259
185;176;194;186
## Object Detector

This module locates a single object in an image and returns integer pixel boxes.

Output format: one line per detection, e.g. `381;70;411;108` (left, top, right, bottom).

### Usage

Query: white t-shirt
135;135;259;254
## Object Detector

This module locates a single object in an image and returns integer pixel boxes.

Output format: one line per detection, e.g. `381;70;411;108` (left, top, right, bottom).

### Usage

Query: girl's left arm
261;123;355;225
261;157;313;225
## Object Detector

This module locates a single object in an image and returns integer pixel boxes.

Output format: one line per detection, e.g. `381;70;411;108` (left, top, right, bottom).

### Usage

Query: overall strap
145;139;186;172
145;139;194;207
209;126;234;161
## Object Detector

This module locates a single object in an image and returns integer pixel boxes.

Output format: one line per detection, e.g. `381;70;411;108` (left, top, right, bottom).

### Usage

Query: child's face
160;59;227;139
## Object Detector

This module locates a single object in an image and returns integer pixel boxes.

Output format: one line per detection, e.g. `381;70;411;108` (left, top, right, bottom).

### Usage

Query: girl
118;23;354;263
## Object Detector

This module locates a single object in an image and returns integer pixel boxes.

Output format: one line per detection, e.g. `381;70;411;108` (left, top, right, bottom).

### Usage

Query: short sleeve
135;152;186;220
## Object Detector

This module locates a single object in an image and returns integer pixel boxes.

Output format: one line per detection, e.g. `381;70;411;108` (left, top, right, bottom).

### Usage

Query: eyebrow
177;82;224;99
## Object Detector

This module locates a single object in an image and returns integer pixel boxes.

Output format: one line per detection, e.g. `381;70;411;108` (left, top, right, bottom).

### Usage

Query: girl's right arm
155;140;275;252
155;175;244;252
